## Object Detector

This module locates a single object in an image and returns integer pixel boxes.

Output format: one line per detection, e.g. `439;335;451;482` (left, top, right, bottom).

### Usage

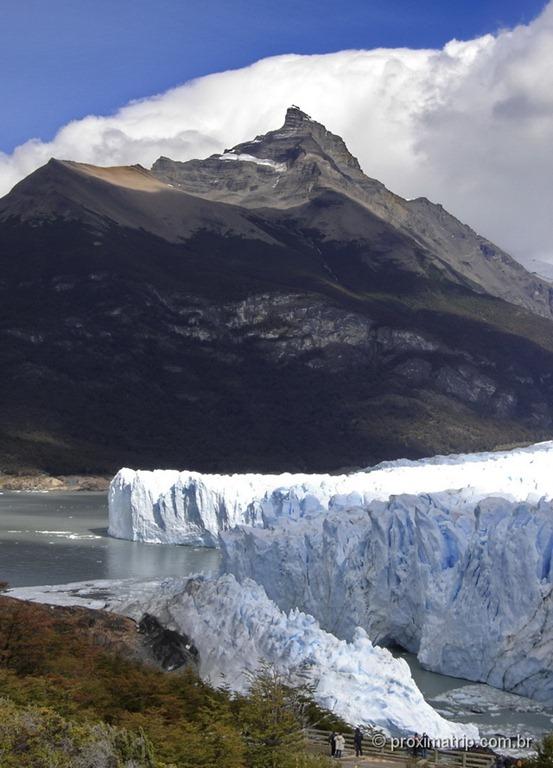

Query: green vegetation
525;734;553;768
0;698;160;768
0;597;334;767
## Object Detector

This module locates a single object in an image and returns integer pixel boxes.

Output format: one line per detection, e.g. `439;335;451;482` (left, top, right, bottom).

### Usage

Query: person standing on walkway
329;731;336;757
421;732;431;758
354;727;363;757
335;733;346;758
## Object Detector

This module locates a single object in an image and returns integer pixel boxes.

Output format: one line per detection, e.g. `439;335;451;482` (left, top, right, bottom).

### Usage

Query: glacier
109;441;553;545
8;574;476;740
221;493;553;704
108;441;553;706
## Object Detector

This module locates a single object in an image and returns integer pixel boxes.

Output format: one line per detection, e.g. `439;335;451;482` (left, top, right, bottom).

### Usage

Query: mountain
152;107;553;318
1;107;553;475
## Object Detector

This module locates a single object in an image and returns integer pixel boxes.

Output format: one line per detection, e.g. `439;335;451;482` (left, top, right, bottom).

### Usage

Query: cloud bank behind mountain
2;2;553;269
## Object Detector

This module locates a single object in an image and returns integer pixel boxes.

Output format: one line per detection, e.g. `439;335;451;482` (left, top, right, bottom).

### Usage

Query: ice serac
109;442;553;704
221;490;553;705
108;466;302;545
8;574;476;740
109;441;553;544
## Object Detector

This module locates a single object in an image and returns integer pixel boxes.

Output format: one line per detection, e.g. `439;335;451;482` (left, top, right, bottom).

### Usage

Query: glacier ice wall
108;467;327;545
221;492;553;704
107;441;553;704
8;575;476;740
108;441;553;545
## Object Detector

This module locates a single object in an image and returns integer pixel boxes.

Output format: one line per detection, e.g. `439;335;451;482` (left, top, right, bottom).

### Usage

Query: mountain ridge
1;107;552;474
151;106;553;320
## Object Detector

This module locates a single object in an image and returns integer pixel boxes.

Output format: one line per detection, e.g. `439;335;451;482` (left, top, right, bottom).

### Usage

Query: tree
186;693;247;768
239;664;311;768
527;734;553;768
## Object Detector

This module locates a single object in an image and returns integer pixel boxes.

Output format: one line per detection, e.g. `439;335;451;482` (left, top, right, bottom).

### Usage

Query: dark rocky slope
0;595;198;673
1;108;553;474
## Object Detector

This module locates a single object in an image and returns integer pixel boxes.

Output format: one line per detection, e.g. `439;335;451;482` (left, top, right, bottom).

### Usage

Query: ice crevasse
221;491;553;703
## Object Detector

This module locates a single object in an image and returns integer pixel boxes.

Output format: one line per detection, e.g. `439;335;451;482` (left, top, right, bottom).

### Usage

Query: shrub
0;598;335;767
526;733;553;768
0;697;165;767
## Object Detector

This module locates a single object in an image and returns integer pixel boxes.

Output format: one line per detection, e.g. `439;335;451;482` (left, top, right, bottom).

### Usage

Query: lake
0;491;220;587
394;650;553;752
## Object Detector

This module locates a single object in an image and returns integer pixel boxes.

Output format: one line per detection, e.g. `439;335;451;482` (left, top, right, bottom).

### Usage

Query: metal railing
304;728;495;768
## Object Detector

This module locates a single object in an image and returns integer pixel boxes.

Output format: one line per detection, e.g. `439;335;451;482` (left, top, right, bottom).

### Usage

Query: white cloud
2;3;553;267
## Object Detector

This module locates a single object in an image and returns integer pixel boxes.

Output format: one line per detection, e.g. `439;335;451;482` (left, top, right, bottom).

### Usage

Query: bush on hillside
0;697;166;768
525;733;553;768
0;597;336;767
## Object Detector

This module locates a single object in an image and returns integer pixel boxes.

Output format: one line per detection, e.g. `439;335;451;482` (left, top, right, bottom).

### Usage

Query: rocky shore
0;473;110;492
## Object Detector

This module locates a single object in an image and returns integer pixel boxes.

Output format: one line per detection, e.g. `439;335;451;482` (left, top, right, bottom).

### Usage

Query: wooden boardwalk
305;728;496;768
333;756;409;768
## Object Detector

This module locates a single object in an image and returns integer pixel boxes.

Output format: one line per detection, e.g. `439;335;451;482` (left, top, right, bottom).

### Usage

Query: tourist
421;732;431;758
354;727;364;757
329;731;336;757
335;733;346;758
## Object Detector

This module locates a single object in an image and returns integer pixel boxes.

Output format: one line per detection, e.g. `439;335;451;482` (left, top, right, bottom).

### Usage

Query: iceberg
109;441;553;545
8;574;476;740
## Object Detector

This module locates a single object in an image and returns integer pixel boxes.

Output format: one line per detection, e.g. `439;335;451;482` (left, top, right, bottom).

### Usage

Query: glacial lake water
1;491;552;749
0;491;220;587
394;650;553;752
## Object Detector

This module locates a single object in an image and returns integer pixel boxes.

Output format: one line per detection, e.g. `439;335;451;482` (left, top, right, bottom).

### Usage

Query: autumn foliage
0;597;334;767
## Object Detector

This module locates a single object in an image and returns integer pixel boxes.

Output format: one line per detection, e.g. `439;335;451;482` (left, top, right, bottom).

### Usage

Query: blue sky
0;0;546;152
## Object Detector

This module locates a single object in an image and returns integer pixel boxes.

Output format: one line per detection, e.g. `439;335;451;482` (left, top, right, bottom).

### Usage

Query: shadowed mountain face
1;107;553;475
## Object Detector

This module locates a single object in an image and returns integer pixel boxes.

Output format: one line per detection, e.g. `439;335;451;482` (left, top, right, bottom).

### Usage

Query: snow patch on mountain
7;574;476;739
219;152;286;171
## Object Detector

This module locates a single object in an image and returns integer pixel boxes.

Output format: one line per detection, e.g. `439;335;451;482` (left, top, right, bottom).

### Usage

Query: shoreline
0;474;110;492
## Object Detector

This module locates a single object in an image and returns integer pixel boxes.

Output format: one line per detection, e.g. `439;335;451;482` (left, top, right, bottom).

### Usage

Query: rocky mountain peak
283;105;313;129
262;106;362;172
3;107;553;477
149;107;363;209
